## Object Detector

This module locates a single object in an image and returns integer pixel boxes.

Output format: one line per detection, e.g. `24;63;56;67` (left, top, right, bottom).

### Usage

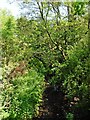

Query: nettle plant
2;69;45;120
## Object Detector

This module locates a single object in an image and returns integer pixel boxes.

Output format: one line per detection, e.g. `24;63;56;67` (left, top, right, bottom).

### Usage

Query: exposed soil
33;83;67;120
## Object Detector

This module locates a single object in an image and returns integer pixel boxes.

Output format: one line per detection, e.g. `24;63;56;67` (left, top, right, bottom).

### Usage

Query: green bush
66;112;74;120
62;39;90;99
2;69;45;120
61;38;90;118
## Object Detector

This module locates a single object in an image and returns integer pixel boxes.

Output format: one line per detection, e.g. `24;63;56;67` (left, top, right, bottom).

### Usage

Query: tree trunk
88;0;90;50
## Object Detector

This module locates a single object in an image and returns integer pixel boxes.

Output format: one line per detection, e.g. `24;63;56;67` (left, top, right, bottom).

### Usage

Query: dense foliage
1;70;45;120
0;1;90;120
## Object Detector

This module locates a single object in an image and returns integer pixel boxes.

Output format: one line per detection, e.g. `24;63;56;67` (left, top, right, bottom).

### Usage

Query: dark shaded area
33;83;90;120
33;84;66;120
74;107;90;120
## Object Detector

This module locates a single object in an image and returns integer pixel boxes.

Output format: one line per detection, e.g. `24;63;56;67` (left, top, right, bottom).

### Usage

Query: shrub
2;69;45;120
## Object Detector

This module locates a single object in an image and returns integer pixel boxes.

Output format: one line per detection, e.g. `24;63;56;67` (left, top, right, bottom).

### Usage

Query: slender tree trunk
88;0;90;50
88;0;90;29
67;5;70;22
